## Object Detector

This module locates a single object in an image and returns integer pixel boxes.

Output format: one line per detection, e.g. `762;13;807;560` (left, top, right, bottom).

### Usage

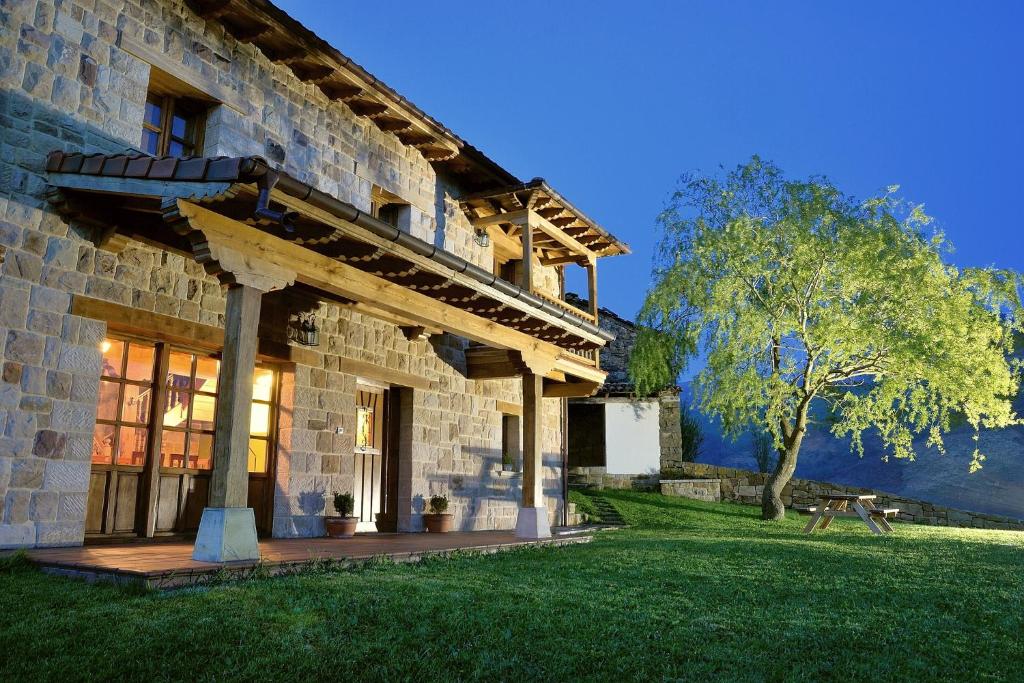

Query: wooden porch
25;531;592;589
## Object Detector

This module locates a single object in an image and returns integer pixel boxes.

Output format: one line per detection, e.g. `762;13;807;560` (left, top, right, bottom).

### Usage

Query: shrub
428;494;449;515
333;491;355;517
680;408;703;462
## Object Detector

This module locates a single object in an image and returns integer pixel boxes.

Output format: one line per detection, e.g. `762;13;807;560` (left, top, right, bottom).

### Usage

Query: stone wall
0;0;567;547
671;462;1024;531
657;392;683;471
567;467;659;491
660;479;720;503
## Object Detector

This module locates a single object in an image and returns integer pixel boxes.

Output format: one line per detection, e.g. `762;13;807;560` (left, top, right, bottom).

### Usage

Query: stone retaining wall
670;463;1024;531
567;467;659;491
660;479;720;503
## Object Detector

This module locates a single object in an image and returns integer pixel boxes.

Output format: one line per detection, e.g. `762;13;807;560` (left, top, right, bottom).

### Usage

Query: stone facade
668;463;1024;531
0;0;569;548
567;467;659;491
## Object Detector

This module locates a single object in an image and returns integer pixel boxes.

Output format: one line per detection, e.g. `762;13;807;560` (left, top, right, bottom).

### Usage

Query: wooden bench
804;494;899;535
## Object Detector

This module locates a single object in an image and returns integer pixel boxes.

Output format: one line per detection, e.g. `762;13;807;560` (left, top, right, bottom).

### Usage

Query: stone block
193;507;260;562
2;362;22;385
43;460;89;492
10;458;44;489
58;492;86;520
4;489;30;524
0;285;29;328
32;429;66;458
4;329;44;365
35;520;83;547
29;490;58;521
0;523;36;549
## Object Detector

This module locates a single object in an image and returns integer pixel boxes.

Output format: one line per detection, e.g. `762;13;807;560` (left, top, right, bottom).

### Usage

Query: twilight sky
278;0;1024;321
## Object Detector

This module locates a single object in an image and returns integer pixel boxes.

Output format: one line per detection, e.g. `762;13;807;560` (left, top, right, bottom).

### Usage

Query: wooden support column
161;213;298;563
515;370;551;538
521;215;534;294
209;284;262;508
585;260;598;320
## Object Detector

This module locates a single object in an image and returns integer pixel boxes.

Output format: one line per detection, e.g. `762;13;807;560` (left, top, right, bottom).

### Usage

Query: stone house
564;293;681;488
0;0;629;559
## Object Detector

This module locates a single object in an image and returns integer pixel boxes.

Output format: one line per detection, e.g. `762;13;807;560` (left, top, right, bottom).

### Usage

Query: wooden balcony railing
534;290;597;324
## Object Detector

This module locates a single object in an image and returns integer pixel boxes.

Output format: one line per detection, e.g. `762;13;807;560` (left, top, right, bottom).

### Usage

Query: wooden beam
210;284;262;509
521;372;544;511
338;357;431;391
586;262;599;320
166;201;574;359
496;399;522;416
521;217;534;294
528;210;595;261
263;189;606;347
543;380;600;398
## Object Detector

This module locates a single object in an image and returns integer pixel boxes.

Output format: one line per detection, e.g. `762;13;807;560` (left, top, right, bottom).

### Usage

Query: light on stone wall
473;228;490;248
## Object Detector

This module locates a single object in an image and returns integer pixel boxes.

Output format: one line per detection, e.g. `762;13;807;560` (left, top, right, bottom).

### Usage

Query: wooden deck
25;530;592;589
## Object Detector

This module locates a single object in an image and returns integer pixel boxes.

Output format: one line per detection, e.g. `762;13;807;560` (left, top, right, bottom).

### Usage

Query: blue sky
278;0;1024;321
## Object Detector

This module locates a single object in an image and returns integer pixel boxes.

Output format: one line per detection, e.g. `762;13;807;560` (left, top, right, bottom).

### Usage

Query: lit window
92;338;156;466
355;390;382;453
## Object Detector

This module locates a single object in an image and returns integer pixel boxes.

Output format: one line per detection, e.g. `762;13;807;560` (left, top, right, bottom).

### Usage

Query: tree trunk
760;414;808;521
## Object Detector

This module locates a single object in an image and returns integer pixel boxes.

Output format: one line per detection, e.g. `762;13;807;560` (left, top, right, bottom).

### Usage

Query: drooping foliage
632;157;1022;475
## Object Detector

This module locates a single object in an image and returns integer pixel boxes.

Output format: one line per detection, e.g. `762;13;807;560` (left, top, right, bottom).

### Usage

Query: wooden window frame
93;336;159;470
142;93;207;158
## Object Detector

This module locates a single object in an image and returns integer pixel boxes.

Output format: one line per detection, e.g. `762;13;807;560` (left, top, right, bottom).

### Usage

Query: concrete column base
514;506;551;539
192;507;260;563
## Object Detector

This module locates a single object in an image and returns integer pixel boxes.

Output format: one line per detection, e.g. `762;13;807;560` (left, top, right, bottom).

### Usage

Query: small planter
422;513;454;533
325;516;359;538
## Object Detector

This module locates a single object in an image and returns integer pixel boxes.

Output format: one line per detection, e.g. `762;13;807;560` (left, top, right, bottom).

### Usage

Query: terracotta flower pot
325;516;358;538
423;513;454;533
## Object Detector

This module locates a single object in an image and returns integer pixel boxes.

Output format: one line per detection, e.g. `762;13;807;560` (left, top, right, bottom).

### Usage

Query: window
355;389;384;453
161;350;218;470
370;185;410;230
141;93;206;157
248;367;276;473
93;339;157;466
501;414;521;472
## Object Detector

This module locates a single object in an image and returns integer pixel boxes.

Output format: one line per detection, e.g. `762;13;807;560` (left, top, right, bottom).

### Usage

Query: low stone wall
670;463;1024;531
660;479;721;503
568;467;659;491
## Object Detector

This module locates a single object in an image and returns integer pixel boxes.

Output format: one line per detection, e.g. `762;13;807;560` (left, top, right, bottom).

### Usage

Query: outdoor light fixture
291;315;320;347
473;227;490;248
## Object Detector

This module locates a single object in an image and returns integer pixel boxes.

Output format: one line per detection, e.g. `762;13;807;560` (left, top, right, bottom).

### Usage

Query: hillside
685;384;1024;520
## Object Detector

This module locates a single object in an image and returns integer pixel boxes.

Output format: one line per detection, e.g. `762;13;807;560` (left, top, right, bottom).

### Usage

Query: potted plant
325;491;358;538
423;494;454;533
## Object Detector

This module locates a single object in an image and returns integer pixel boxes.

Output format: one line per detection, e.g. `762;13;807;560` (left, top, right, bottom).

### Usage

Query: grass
2;491;1022;681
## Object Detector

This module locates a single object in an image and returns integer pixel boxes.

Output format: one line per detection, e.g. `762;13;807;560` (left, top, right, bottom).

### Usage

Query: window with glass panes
160;350;219;470
141;94;205;157
248;367;276;473
92;339;157;466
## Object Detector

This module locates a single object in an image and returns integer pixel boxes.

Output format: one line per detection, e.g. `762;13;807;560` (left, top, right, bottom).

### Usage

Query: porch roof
460;178;631;264
45;151;610;385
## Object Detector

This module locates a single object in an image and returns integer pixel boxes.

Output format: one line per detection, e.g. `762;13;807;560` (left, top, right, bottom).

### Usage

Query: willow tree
631;157;1022;520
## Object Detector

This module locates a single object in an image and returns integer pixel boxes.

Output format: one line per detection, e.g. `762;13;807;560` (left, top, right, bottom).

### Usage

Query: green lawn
2;491;1022;682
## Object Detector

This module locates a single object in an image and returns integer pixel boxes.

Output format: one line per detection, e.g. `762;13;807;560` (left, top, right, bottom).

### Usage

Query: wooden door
352;388;399;532
86;338;158;538
87;336;280;540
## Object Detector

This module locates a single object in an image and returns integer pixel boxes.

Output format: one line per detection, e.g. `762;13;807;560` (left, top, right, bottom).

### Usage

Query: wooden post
209;284;262;508
521;215;534;294
192;283;266;562
586;260;598;320
138;344;171;537
515;370;550;538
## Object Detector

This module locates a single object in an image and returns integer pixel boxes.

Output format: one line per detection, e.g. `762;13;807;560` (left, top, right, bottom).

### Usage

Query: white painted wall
603;400;661;475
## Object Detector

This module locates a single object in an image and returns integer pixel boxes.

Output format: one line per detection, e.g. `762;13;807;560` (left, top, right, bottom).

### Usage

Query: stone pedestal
514;506;551;539
192;507;260;562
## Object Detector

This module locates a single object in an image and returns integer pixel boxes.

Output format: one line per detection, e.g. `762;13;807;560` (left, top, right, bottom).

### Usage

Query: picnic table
801;494;899;535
